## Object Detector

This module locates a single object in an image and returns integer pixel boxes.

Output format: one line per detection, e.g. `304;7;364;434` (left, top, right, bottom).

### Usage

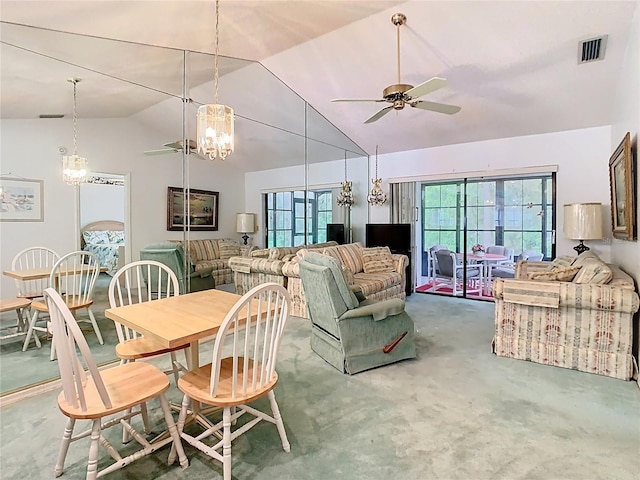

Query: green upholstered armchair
139;242;215;294
299;252;416;374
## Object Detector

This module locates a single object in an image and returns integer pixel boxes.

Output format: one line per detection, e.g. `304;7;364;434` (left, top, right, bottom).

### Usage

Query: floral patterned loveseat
493;251;639;380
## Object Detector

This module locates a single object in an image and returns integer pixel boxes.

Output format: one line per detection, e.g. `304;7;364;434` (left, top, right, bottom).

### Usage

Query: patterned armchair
139;243;215;293
298;252;416;374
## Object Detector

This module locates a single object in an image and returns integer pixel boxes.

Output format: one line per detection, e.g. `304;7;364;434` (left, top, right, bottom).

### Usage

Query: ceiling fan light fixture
197;0;234;161
62;78;88;186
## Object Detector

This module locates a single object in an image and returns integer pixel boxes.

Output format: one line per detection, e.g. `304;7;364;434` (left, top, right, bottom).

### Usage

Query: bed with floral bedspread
81;220;125;275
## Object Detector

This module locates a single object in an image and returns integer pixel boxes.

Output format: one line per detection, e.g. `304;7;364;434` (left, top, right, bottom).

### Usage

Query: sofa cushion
607;265;636;289
187;239;217;262
194;259;228;272
572;258;613;284
362;246;395;274
529;265;581;282
354;272;402;296
219;239;241;260
336;242;364;274
547;255;576;269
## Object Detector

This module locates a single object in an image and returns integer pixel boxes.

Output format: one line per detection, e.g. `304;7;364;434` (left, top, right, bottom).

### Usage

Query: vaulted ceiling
1;1;637;170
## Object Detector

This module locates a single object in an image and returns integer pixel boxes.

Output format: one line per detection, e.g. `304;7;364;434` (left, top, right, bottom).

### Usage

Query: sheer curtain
390;182;416;293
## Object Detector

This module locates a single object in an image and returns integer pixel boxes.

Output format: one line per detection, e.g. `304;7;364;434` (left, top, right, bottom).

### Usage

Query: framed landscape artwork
0;177;44;222
608;132;636;241
167;186;219;231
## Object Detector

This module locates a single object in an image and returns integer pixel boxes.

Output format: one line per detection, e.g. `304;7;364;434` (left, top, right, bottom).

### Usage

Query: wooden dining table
104;288;244;370
3;265;107;281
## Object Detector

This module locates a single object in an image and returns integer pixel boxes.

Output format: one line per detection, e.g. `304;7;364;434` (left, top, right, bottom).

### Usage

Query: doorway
416;173;556;300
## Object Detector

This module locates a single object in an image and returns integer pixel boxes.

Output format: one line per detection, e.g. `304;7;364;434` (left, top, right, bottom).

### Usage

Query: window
265;190;332;247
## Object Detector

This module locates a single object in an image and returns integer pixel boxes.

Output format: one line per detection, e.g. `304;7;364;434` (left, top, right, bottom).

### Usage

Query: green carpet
0;273;119;394
0;293;638;479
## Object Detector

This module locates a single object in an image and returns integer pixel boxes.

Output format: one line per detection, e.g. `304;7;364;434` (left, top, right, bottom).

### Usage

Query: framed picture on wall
608;132;636;241
0;177;44;222
167;186;219;231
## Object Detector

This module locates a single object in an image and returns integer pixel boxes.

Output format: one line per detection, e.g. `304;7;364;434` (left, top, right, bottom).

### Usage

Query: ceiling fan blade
331;98;385;103
364;105;394;124
411;100;461;115
143;148;177;156
404;77;448;100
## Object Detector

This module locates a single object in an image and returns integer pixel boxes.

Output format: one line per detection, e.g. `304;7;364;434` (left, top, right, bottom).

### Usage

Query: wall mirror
0;21;367;396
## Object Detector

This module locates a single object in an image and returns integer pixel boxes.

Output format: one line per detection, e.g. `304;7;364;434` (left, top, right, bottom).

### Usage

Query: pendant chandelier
62;78;88;185
197;0;234;160
336;151;355;207
367;145;387;206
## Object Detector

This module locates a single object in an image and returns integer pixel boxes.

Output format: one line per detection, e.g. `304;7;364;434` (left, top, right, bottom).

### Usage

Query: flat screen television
365;223;411;253
326;223;346;244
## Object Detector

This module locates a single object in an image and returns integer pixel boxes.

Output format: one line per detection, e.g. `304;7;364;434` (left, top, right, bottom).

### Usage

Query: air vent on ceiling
39;114;64;119
578;35;607;64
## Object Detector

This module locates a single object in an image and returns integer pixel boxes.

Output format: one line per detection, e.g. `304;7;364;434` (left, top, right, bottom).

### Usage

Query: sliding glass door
420;173;555;299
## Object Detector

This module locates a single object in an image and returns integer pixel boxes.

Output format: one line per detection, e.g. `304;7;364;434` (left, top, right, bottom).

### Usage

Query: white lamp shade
563;203;603;240
236;213;255;234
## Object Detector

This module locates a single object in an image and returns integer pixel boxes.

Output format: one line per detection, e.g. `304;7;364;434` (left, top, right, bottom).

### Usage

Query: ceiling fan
331;12;461;124
143;139;203;158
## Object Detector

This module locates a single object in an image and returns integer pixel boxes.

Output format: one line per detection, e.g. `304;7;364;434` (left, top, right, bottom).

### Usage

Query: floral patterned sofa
286;242;408;318
493;251;639;380
229;241;339;300
173;238;255;286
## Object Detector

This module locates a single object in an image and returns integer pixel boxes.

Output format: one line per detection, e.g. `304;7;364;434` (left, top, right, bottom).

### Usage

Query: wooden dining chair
44;287;188;480
108;260;188;384
11;246;59;299
169;283;291;480
23;251;102;359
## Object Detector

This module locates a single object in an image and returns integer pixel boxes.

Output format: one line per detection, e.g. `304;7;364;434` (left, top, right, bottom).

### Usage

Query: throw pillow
82;230;110;245
547;255;576;270
362;246;395;274
572;259;613;285
218;239;241;260
528;265;581;282
107;230;125;244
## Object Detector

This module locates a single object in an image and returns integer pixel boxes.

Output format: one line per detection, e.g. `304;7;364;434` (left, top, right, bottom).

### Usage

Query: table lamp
563;203;603;254
236;213;256;245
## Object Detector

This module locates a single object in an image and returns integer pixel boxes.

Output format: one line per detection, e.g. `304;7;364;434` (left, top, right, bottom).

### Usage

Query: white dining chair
11;246;59;299
44;287;188;480
433;250;482;296
108;260;188;383
22;251;102;359
169;283;291;480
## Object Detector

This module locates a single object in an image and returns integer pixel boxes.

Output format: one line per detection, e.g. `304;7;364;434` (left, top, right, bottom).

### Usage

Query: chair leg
268;390;290;452
87;308;104;345
222;406;232;480
140;402;151;434
86;418;101;480
50;336;57;361
22;310;42;351
122;408;132;444
170;351;180;385
168;394;191;465
54;417;76;477
159;394;188;469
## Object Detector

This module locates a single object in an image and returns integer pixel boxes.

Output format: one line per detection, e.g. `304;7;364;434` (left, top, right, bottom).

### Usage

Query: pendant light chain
72;80;78;155
214;0;220;105
196;0;234;160
375;145;379;178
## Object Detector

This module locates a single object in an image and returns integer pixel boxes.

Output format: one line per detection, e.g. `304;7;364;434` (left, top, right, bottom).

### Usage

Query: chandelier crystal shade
197;0;234;160
62;78;88;185
367;145;387;206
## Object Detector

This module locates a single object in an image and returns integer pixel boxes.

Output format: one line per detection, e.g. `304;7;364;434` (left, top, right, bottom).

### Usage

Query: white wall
245;155;369;247
610;4;640;286
0;117;246;297
80;180;125;226
368;126;613;269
